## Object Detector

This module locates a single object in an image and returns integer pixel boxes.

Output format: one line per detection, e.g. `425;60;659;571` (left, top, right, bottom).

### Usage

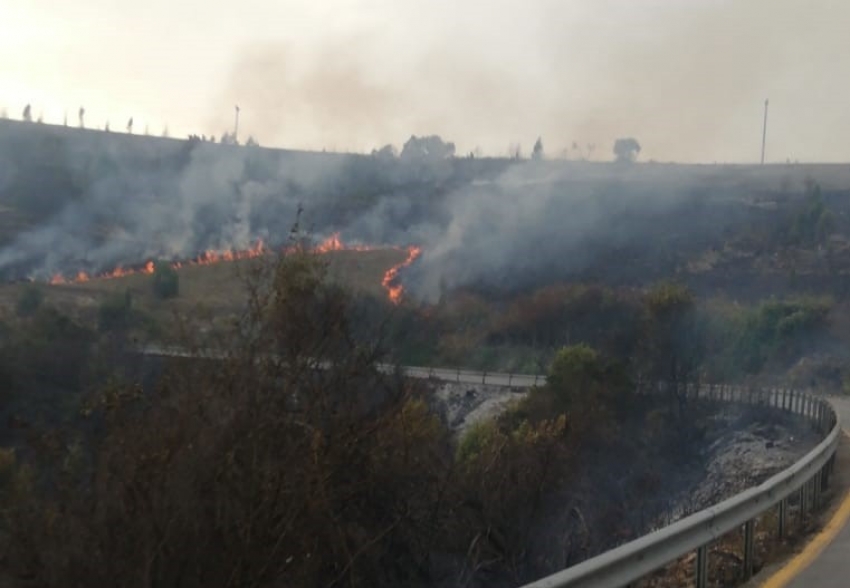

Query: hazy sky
2;0;849;162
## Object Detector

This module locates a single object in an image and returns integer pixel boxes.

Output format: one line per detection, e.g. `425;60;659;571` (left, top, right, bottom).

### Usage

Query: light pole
234;105;240;143
761;99;769;165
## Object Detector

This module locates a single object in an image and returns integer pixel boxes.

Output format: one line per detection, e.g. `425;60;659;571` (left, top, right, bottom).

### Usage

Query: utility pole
234;105;240;143
761;98;769;165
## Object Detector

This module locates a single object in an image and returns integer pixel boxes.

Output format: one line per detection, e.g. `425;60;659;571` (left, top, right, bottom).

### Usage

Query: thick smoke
0;123;831;298
0;138;351;278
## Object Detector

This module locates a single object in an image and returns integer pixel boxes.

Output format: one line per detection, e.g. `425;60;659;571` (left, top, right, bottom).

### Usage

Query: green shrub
456;420;500;463
732;298;830;374
15;284;43;317
152;262;179;299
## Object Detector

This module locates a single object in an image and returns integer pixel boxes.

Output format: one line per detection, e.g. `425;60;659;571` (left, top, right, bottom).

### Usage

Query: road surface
781;395;850;588
135;344;544;388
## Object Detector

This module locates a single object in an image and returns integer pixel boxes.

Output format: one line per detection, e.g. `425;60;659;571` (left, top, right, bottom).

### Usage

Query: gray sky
2;0;849;162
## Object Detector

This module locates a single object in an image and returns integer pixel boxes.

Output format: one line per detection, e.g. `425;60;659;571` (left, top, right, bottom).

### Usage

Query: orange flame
44;235;422;304
314;232;380;253
381;246;422;305
315;232;345;253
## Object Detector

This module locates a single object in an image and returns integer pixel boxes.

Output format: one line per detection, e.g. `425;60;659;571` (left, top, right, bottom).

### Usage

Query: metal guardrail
136;345;546;388
520;384;839;588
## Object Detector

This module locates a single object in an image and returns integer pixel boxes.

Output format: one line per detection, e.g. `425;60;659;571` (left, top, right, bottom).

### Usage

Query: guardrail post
482;371;487;385
813;474;821;510
812;476;820;512
456;368;460;383
743;520;755;579
696;545;708;588
778;498;787;539
534;374;539;386
508;373;513;386
800;484;808;523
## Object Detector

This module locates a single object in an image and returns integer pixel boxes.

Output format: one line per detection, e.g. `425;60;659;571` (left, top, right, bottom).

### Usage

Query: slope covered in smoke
3;120;850;300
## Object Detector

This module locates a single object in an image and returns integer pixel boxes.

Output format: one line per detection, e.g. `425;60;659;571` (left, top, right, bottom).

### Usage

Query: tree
640;282;703;418
531;137;544;161
613;137;641;163
151;262;179;299
78;107;85;128
789;183;836;247
22;104;32;122
543;344;631;441
8;248;456;588
371;144;397;159
400;135;455;160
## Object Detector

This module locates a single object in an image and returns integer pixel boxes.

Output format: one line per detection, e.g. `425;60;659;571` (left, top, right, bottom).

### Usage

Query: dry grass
0;248;408;337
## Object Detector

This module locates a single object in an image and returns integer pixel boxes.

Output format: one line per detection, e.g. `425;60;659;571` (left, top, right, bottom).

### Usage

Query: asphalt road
783;395;850;588
136;344;544;388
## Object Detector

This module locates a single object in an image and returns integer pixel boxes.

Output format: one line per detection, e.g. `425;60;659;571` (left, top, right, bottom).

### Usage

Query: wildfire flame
43;234;422;304
382;246;422;305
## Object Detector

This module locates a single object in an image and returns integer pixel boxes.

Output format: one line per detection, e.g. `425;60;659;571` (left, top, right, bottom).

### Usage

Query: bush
98;290;133;332
8;251;456;588
732;298;831;375
15;284;43;317
5;307;95;390
152;262;179;299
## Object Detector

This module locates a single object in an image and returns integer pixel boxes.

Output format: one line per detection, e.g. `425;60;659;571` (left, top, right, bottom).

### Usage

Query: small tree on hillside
640;282;704;418
613;137;641;163
544;344;632;441
400;135;455;160
152;262;179;299
531;137;544;161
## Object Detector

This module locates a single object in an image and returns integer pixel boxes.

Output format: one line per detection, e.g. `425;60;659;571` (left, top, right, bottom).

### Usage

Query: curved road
779;396;850;587
136;344;545;388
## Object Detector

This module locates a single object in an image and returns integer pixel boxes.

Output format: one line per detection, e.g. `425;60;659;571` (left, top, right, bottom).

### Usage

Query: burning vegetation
42;232;422;305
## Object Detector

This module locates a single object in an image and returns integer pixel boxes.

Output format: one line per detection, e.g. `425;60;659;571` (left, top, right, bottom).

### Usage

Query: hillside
0;248;408;340
1;119;849;588
3;117;850;304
